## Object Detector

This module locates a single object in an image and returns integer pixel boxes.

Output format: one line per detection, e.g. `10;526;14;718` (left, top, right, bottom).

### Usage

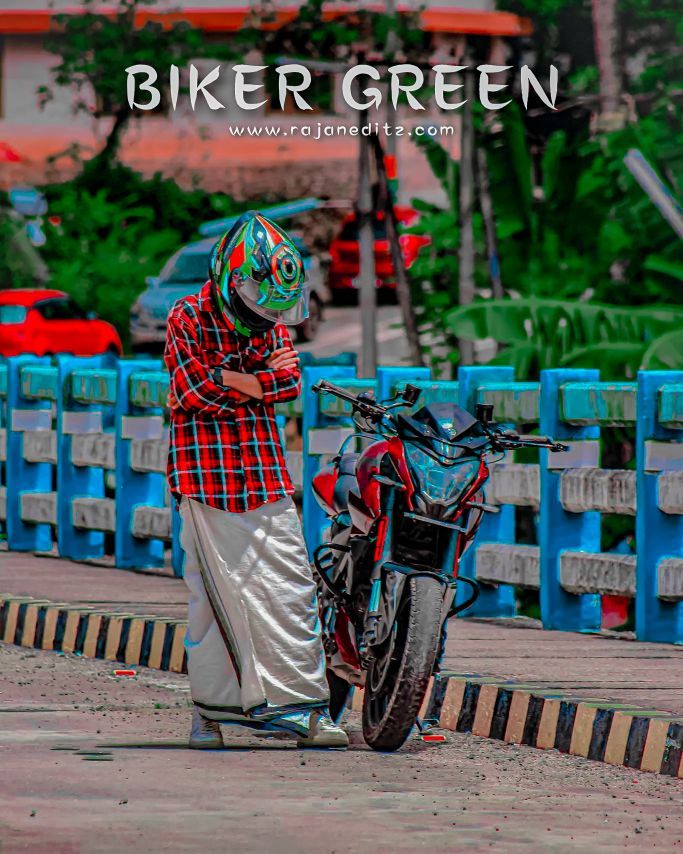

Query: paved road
299;305;411;365
1;643;682;853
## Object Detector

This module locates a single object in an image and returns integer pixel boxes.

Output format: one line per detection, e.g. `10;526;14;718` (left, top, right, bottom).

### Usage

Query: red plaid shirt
164;281;300;512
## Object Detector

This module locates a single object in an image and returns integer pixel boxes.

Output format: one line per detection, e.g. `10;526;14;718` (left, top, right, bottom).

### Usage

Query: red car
0;289;122;358
328;206;431;300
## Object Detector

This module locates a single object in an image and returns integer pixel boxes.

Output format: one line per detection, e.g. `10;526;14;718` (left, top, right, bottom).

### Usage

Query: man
164;212;348;749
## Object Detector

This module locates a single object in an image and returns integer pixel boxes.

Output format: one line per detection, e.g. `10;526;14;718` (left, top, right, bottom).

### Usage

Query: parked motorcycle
310;380;569;751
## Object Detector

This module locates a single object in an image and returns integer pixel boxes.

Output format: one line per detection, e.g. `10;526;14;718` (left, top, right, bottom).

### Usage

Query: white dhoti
179;495;329;723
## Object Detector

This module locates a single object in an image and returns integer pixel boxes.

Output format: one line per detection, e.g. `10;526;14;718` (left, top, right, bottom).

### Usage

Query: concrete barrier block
489;464;540;508
70;368;117;405
130;437;168;473
657;472;683;515
657;558;683;601
20;491;57;525
22;430;57;464
475;543;540;588
132;505;172;540
478;383;540;423
70;432;116;469
560;551;636;597
71;497;116;532
0;486;6;521
561;382;637;425
561;468;636;516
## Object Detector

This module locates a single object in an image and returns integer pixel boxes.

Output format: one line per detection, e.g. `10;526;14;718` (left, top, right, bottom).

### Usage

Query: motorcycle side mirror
475;403;494;424
402;384;421;406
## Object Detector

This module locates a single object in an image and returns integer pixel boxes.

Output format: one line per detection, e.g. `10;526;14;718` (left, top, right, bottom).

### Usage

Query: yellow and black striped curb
0;594;187;674
419;673;683;779
351;675;683;778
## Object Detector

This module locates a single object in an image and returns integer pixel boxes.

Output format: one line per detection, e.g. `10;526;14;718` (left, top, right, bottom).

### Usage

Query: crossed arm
164;313;301;413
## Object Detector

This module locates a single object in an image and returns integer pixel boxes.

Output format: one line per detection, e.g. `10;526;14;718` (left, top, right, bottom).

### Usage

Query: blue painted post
376;366;431;404
456;366;516;617
635;371;683;643
114;360;165;569
5;356;53;552
539;369;601;632
0;362;5;539
55;355;107;561
171;503;184;577
301;364;356;557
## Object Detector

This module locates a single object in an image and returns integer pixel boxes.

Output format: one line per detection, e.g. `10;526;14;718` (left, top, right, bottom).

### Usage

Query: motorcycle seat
333;453;359;513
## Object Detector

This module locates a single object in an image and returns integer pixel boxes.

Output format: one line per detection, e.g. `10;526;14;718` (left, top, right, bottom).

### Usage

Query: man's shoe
296;711;349;749
189;706;224;749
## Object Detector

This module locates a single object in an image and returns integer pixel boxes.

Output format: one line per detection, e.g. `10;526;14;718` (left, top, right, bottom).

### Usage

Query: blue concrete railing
1;357;682;643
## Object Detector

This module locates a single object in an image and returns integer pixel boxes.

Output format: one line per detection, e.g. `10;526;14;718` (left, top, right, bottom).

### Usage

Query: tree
407;102;683;377
38;0;208;168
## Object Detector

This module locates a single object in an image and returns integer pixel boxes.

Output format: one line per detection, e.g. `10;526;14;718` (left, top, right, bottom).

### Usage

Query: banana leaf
641;330;683;370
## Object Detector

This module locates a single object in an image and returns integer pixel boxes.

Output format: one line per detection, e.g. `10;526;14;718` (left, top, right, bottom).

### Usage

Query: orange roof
0;6;531;37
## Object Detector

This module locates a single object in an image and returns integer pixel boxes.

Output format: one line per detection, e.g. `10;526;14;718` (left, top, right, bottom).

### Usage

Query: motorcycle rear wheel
362;576;443;752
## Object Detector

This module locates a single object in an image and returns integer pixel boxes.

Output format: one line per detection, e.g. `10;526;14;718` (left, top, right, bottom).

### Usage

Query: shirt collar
198;281;237;332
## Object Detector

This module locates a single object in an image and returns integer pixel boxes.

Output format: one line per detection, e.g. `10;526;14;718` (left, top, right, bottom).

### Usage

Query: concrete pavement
1;642;683;853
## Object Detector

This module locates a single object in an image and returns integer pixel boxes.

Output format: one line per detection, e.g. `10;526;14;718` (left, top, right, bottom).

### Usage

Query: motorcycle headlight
405;444;479;504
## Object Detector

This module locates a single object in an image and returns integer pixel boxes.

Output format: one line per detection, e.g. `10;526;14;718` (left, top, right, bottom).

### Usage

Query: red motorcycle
311;380;568;751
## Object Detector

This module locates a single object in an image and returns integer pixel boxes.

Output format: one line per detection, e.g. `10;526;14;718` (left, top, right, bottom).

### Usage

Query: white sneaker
189;706;224;749
296;711;349;749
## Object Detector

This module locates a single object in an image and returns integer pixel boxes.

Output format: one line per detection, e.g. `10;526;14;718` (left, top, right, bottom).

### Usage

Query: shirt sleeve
164;311;244;415
252;325;302;405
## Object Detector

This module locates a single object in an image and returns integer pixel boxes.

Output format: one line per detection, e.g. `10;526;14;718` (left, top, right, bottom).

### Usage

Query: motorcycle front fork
361;490;396;654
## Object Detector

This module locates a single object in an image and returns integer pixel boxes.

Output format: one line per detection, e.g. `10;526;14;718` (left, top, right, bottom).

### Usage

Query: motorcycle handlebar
312;380;388;420
515;434;553;445
497;431;569;452
312;383;569;452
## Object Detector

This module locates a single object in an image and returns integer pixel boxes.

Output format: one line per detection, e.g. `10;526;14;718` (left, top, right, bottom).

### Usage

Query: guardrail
1;357;682;643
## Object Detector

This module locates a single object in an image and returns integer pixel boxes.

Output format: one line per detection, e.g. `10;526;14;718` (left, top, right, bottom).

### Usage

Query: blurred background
0;0;680;373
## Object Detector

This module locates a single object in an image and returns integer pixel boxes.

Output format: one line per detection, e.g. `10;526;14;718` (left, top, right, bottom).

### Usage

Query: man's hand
267;347;300;373
221;370;264;401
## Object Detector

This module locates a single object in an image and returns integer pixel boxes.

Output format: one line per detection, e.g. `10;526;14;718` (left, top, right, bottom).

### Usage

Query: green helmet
209;211;308;336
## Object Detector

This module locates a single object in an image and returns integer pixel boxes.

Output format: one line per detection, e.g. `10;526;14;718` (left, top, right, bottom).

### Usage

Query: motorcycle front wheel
362;575;444;752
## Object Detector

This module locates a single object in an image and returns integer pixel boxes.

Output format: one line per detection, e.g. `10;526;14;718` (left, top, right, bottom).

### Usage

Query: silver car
130;235;329;353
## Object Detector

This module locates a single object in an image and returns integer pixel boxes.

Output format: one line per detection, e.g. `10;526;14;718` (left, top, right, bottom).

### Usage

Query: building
0;1;530;200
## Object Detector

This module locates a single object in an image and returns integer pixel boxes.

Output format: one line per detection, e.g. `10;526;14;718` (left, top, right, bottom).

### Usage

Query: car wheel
296;295;322;342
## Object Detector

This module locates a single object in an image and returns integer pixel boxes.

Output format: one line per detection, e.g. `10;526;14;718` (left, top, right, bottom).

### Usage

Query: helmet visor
232;275;310;326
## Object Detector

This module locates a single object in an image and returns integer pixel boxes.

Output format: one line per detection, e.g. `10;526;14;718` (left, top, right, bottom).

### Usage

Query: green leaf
643;256;683;281
641;329;683;370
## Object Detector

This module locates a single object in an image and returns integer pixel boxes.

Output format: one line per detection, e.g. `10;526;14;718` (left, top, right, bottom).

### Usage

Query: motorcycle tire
326;669;353;724
362;576;443;752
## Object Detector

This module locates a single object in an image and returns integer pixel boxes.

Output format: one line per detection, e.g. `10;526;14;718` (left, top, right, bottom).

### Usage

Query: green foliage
37;164;246;348
248;0;426;64
0;209;47;289
39;0;211;165
408;101;683;378
446;298;683;378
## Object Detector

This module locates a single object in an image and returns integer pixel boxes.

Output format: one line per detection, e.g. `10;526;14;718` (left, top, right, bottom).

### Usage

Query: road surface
299;305;411;365
1;643;681;853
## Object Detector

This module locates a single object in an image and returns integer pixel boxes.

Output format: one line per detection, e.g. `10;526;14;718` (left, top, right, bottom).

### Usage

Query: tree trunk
458;73;476;366
371;134;424;368
592;0;621;117
95;106;130;169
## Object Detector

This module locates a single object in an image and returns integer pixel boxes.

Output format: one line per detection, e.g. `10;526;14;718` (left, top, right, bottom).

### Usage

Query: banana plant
446;297;683;378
